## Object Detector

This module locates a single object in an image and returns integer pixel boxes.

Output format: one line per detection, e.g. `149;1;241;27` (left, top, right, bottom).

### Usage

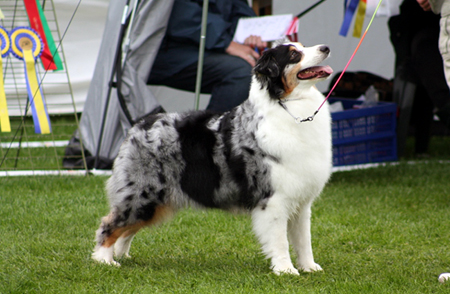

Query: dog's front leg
251;198;299;275
288;202;322;272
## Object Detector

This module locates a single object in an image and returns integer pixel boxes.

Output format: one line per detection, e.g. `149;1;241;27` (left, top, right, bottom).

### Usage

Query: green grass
1;161;450;293
0;115;79;142
0;115;80;171
1;115;449;292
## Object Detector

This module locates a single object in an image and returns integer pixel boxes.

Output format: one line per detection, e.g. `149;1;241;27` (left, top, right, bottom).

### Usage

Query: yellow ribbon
21;37;50;134
353;0;367;38
0;26;10;132
0;57;10;132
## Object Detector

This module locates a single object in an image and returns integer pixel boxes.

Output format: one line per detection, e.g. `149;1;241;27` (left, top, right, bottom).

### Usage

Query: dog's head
253;42;333;100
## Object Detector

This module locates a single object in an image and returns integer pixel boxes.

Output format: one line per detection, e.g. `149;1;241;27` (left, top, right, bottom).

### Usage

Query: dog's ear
254;49;279;78
253;48;285;99
272;37;290;48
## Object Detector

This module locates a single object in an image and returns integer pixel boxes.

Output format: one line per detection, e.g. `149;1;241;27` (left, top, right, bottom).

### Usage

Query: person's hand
244;35;268;52
225;41;260;66
417;0;431;11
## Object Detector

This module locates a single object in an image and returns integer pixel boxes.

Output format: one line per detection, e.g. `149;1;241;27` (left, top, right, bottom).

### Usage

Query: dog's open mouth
297;65;333;80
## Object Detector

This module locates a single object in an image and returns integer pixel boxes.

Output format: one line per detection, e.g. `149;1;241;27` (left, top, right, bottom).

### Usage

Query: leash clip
300;115;315;123
279;100;318;124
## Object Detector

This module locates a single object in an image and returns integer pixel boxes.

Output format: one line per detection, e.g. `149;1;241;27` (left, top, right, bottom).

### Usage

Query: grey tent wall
78;0;174;161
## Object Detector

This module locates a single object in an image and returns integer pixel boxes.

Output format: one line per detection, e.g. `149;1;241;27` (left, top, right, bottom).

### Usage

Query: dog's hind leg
251;197;299;275
91;210;126;266
288;202;322;272
92;205;174;266
114;227;140;259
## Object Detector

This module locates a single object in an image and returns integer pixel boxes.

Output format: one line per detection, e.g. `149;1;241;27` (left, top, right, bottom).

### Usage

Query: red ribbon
286;17;299;42
23;0;57;70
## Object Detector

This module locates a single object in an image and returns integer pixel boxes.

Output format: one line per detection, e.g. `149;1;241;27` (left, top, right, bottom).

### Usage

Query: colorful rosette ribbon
10;26;51;134
0;25;11;132
23;0;63;71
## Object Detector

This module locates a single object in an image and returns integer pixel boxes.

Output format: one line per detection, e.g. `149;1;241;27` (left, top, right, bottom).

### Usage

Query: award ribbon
286;17;299;42
35;0;63;71
0;26;11;132
23;0;58;71
353;0;367;38
10;27;51;134
339;0;360;37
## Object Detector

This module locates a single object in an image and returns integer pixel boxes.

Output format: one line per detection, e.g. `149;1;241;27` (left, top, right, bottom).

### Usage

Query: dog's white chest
256;100;332;202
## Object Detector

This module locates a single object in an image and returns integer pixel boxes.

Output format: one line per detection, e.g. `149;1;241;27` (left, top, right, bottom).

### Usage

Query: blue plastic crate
329;98;398;166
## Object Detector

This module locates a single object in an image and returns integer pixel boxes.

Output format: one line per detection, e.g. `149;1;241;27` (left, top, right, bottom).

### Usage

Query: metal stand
194;0;209;110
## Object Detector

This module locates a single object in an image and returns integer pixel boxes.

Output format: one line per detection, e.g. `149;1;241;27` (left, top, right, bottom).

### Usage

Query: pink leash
287;0;384;123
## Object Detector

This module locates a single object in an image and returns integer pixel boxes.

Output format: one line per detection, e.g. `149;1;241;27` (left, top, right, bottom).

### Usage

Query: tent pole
194;0;209;110
94;0;131;169
122;0;140;67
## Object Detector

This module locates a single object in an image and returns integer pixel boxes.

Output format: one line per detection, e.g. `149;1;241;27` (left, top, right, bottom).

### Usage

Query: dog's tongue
297;65;333;80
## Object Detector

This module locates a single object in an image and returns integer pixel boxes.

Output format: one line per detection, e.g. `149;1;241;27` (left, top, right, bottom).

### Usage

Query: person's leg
201;53;253;112
410;28;450;111
438;15;450;128
410;27;450;130
149;53;252;112
439;15;450;89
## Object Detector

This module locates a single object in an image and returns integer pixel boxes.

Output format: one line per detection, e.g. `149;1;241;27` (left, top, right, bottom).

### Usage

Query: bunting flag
353;0;367;38
23;0;63;71
10;27;51;134
0;26;11;132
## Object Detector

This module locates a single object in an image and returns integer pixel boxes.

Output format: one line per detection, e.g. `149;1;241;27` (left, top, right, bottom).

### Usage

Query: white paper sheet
233;14;293;44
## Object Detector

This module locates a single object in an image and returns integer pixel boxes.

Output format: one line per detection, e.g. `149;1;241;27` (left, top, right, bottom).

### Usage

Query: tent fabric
76;0;174;163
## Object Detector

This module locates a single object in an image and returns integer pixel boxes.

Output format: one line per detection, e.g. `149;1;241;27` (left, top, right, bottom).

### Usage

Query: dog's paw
114;250;132;259
272;265;300;276
299;262;323;273
101;259;121;267
92;246;121;266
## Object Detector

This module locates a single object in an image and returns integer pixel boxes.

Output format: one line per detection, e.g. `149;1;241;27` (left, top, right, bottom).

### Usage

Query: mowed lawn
1;141;450;293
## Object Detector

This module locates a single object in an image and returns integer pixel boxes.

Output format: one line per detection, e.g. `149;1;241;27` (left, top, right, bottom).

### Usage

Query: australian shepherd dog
92;41;333;275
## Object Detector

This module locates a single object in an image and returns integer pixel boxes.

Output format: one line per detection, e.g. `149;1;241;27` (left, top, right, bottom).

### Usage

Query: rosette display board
10;27;51;134
0;26;11;132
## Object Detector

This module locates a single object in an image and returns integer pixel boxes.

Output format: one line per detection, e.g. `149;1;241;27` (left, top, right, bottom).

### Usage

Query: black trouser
148;53;253;112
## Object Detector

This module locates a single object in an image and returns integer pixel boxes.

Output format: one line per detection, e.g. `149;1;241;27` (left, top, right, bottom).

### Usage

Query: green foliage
1;161;449;293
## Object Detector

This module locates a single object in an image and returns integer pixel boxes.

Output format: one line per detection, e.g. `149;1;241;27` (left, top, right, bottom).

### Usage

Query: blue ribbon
10;27;51;134
339;0;360;37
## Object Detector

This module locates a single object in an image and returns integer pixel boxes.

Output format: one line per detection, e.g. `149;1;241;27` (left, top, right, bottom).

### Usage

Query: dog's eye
290;50;301;60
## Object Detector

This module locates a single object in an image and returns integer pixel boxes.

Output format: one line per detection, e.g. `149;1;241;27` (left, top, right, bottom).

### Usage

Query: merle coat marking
92;42;333;275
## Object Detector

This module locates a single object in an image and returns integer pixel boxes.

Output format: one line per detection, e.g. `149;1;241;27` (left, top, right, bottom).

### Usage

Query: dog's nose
319;45;330;54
